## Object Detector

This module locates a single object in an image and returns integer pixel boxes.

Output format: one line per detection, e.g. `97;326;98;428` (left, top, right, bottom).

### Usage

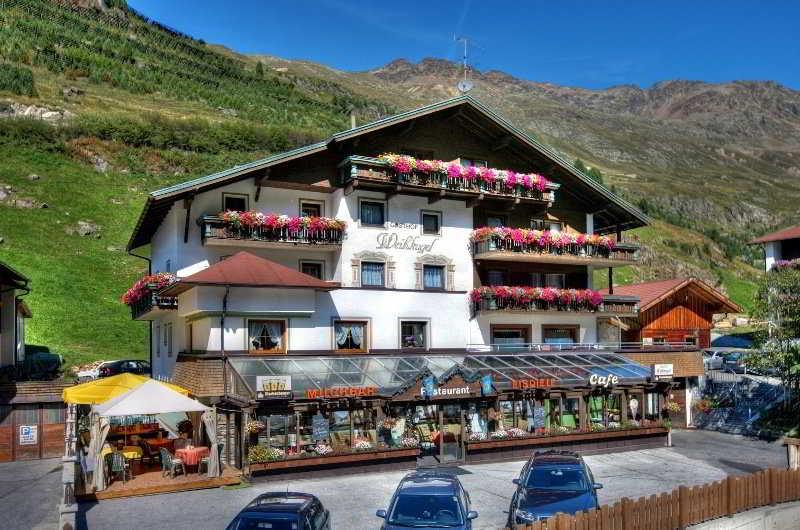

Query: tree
749;265;800;398
573;158;604;185
255;61;264;78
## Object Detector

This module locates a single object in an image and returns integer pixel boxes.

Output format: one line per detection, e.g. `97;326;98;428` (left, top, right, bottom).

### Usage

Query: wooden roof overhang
639;278;742;315
128;96;649;251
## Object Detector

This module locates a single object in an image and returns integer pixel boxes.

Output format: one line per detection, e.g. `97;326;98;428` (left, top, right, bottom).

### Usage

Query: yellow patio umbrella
62;372;189;405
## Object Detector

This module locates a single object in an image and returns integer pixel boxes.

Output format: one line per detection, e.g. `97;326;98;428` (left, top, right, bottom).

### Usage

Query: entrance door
438;404;465;464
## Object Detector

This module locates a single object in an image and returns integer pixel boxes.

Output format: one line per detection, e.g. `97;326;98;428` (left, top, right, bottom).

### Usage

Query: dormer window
460;157;487;168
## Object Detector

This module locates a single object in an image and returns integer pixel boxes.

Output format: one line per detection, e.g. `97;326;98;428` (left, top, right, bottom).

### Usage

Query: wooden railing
339;156;559;203
506;468;800;530
472;237;640;262
130;292;178;319
200;215;345;246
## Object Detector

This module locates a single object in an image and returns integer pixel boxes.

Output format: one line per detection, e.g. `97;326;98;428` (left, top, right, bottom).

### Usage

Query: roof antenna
454;35;474;93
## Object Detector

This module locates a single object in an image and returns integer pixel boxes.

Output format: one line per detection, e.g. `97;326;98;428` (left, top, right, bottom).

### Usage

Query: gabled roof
0;260;29;289
161;251;336;296
128;95;649;250
749;225;800;244
599;277;741;313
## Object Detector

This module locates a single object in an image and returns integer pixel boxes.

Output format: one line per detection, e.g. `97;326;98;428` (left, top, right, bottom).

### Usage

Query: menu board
312;413;329;442
533;406;546;429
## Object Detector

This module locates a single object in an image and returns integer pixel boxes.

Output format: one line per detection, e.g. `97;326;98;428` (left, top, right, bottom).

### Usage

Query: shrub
0;63;37;96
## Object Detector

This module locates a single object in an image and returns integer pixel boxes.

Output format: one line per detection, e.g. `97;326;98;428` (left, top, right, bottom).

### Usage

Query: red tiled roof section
749;225;800;244
599;278;685;308
168;251;336;292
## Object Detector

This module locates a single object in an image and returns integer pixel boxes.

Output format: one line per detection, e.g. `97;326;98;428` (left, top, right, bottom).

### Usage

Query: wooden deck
77;465;241;501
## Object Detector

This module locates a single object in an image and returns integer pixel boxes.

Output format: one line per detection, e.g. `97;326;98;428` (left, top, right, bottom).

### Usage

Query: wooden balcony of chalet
338;156;559;205
472;234;640;267
130;293;178;320
199;215;344;251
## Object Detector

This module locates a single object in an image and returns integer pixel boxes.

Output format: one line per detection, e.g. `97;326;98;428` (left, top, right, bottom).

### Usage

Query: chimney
350;112;357;130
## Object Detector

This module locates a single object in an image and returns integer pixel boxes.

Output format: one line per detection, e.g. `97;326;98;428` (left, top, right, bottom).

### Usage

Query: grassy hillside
0;0;762;369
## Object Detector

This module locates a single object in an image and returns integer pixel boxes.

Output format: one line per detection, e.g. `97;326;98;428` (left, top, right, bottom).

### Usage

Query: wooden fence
508;467;800;530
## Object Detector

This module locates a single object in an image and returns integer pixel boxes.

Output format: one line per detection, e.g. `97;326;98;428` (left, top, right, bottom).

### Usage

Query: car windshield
388;494;464;527
525;466;589;491
228;514;299;530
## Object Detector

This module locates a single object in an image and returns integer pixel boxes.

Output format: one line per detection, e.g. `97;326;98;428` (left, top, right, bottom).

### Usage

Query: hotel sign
306;386;378;399
256;376;292;399
652;364;674;381
376;232;438;255
511;378;555;390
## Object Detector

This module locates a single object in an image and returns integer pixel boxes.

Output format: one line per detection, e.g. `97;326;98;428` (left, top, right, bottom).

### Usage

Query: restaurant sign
18;425;37;445
511;378;555;390
589;373;619;388
256;375;292;399
652;364;674;381
306;386;378;399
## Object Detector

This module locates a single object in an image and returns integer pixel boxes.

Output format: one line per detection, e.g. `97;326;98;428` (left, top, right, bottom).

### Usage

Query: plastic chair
199;443;225;474
110;451;132;483
159;448;185;478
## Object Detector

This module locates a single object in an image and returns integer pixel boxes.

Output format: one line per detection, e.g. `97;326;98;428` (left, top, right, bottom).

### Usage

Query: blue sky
128;0;800;89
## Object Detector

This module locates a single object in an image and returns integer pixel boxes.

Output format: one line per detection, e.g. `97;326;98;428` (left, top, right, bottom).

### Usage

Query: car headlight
515;509;547;523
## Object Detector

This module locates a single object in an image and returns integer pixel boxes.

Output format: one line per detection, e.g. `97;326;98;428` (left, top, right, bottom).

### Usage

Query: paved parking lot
0;430;787;530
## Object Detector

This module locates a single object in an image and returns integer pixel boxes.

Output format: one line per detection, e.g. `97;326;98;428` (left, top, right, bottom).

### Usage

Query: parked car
376;471;479;529
703;350;725;371
508;451;602;525
722;351;748;373
226;492;331;530
77;359;151;381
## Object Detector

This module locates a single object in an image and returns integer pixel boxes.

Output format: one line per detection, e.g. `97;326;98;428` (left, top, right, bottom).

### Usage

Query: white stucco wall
765;241;780;271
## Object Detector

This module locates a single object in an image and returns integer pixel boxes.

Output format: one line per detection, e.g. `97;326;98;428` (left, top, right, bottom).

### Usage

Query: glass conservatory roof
228;352;652;399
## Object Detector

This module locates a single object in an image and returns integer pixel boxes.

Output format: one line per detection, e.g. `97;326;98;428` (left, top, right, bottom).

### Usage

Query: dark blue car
376;471;479;529
226;492;331;530
508;451;602;525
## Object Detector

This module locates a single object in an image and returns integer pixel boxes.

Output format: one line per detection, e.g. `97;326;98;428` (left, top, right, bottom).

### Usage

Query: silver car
703;351;725;370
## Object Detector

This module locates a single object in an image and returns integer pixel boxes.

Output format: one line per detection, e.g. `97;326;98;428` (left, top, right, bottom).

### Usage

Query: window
684;336;697;346
155;325;161;357
222;193;248;212
165;323;173;357
219;255;232;262
300;200;323;217
300;260;324;280
531;218;564;232
248;320;286;353
401;321;427;349
544;273;565;289
543;325;578;344
360;200;385;226
423;265;444;290
487;269;506;286
186;324;193;353
361;262;385;287
334;321;367;352
653;336;667;344
421;211;441;235
491;326;529;346
165;259;171;273
486;215;506;228
460;157;487;168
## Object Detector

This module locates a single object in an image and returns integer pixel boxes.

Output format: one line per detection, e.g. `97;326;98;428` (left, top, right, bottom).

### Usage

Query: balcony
471;228;639;267
470;287;638;316
466;341;696;354
338;156;559;204
200;214;344;251
130;293;178;320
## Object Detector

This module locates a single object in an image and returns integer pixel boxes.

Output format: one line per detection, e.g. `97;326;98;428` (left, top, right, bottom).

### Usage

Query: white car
703;351;725;371
76;361;114;382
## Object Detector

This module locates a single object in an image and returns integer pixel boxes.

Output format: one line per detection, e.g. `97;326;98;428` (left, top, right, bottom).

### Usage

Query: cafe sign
256;375;292;399
589;373;619;388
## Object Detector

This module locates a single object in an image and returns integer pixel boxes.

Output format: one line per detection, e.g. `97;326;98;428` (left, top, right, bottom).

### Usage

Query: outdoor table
176;446;209;472
101;445;143;460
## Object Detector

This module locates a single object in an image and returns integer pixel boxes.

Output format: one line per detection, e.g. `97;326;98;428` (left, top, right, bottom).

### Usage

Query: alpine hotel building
125;96;690;473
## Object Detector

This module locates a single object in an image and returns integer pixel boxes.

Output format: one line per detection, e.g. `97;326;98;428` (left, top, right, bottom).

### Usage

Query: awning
229;351;653;401
62;373;189;405
93;380;208;417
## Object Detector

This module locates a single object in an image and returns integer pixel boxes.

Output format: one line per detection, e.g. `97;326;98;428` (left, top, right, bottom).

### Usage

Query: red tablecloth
176;446;209;466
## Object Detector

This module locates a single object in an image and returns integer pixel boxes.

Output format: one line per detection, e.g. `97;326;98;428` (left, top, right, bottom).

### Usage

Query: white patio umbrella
93;379;208;417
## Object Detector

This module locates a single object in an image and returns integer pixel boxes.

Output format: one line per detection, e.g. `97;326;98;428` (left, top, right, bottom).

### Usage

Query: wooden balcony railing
472;234;639;266
339;156;559;203
200;215;345;248
130;293;178;319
